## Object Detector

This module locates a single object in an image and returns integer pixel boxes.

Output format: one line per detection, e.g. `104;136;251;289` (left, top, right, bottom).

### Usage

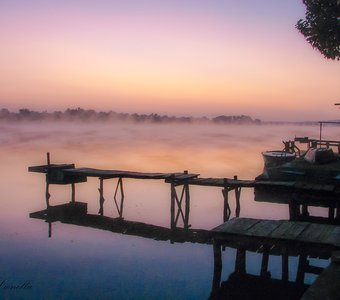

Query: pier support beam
98;178;105;216
211;241;222;296
71;183;75;203
170;171;191;230
234;176;241;218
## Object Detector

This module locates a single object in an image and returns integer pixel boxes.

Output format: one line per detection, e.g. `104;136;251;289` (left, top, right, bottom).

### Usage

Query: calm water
0;122;335;299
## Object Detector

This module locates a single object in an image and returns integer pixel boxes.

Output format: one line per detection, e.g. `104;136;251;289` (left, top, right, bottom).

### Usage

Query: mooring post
222;178;231;222
98;177;104;216
234;175;241;217
184;170;190;229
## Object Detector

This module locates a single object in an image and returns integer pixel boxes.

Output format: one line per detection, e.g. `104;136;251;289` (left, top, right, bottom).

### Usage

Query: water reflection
210;238;331;300
255;186;340;224
30;201;331;300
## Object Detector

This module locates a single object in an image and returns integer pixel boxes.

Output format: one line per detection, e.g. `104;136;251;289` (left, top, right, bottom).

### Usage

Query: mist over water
0;121;335;299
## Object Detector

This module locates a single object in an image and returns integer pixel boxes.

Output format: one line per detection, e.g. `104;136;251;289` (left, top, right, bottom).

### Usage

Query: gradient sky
1;0;339;121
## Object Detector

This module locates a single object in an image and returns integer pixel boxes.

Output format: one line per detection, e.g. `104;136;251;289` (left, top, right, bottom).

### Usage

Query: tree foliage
296;0;340;60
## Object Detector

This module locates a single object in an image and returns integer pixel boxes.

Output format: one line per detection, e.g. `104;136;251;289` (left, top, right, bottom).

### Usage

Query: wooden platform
213;218;340;248
29;165;200;181
172;177;255;188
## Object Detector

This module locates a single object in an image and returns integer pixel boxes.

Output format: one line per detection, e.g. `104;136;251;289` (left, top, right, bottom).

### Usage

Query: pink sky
0;0;339;121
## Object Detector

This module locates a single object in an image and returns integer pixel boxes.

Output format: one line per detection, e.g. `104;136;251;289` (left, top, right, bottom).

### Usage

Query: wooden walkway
28;158;255;229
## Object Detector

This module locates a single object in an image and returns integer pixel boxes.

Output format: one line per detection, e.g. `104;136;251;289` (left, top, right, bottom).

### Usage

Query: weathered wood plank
213;218;261;234
269;221;309;240
28;164;75;173
298;223;335;244
246;220;282;237
325;227;340;247
64;168;199;180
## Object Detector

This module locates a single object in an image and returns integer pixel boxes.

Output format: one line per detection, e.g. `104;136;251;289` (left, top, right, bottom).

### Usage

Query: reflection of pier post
212;241;222;295
170;171;191;230
98;178;104;215
45;152;51;208
114;177;124;218
97;177;125;218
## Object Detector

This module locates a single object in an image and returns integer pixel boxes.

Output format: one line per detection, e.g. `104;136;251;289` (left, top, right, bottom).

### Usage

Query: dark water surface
0;122;334;299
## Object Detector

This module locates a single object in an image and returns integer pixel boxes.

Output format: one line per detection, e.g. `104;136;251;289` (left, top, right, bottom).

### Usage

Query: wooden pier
211;217;340;300
29;154;340;298
28;154;255;229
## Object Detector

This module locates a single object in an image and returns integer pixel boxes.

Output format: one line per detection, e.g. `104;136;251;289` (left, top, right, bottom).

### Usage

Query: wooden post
329;206;335;221
222;178;231;222
234;176;241;218
170;183;175;229
184;170;190;229
235;248;246;275
282;248;289;282
71;183;75;203
336;201;340;220
212;241;222;295
260;248;270;277
98;178;104;216
47;152;50;165
289;198;299;220
301;204;309;217
296;252;307;284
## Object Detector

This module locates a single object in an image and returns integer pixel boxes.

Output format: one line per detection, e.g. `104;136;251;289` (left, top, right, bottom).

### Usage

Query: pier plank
63;168;199;180
214;218;261;234
298;223;335;244
246;220;282;237
325;227;340;247
214;218;340;249
269;221;309;240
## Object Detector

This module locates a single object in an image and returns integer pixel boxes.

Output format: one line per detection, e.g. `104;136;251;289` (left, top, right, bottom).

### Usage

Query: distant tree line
0;108;261;125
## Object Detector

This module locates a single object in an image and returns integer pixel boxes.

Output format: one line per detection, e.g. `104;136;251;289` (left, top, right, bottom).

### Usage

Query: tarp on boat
304;147;335;164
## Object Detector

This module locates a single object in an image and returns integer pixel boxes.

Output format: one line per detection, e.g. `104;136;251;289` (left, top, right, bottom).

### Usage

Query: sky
0;0;339;121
